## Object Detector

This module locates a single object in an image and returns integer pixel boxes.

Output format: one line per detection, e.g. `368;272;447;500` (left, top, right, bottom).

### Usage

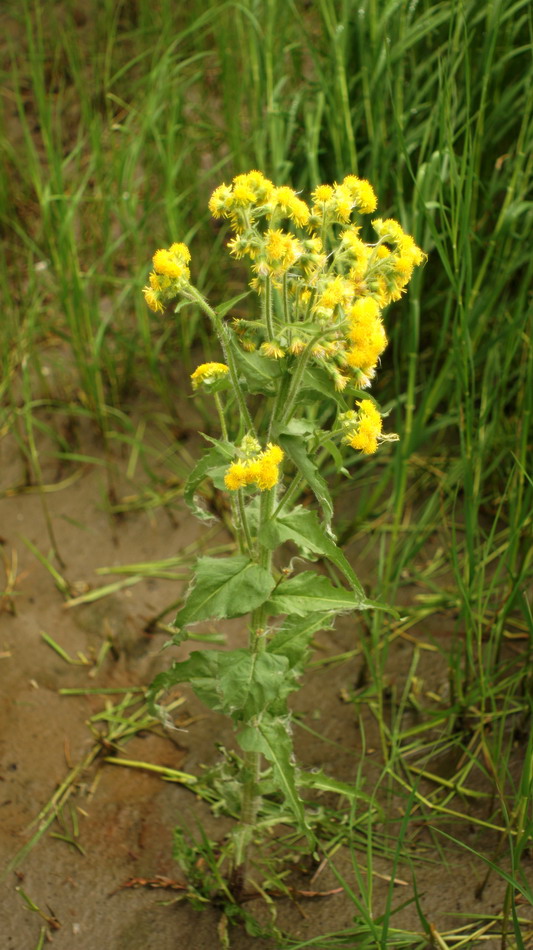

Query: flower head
224;442;284;492
190;362;229;390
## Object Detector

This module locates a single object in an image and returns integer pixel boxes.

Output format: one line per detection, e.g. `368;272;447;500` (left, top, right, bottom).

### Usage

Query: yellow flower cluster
339;400;379;455
345;297;387;387
309;176;377;228
141;174;424;409
143;242;191;312
340;400;398;455
205;170;425;394
190;362;229;390
224;443;284;492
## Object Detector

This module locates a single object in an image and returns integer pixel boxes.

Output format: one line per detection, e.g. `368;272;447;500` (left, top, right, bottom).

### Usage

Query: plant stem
232;488;274;890
237;489;253;554
213;392;228;441
263;276;274;341
185;285;256;436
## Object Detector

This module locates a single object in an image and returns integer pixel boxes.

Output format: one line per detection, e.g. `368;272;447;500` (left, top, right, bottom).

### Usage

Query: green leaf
267;571;370;617
278;433;334;529
148;648;294;723
322;438;350;476
259;506;365;595
230;339;283;393
175;556;275;629
238;717;315;845
215;290;251;319
267;612;334;670
296;769;375;806
199;433;235;457
282;418;316;437
216;651;293;720
298;367;349;407
184;446;227;522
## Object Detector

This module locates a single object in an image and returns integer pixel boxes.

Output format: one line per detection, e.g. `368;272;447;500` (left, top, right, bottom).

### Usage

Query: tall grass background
1;0;531;944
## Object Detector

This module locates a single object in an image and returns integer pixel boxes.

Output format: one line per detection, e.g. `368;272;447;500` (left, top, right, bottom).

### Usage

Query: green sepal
259;506;365;595
278;433;334;530
266;571;371;617
196;374;231;395
175;555;275;630
237;716;315;846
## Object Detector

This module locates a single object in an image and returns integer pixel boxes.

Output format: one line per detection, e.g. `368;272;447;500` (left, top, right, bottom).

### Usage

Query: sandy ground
1;422;532;949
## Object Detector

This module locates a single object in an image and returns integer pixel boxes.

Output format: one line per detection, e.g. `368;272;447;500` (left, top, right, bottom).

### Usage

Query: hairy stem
232;488;274;889
185;285;256;436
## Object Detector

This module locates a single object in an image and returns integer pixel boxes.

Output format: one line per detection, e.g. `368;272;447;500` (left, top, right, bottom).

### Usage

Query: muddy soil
1;422;531;949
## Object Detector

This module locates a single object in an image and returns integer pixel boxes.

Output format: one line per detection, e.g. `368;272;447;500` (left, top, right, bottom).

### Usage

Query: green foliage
266;572;369;617
150;648;296;724
277;434;334;528
259;505;364;594
173;555;275;632
266;612;335;671
238;716;314;844
184;446;229;521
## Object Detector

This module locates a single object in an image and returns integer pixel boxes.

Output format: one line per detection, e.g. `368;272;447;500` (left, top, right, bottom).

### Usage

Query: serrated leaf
278;433;334;529
184;446;227;522
175;556;275;629
259;506;365;595
267;571;370;617
147;648;293;723
267;612;334;670
238;717;314;845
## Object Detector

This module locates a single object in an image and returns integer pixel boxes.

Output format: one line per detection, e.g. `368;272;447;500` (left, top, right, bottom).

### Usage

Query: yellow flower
342;176;377;214
260;341;285;359
208;183;233;217
333;371;349;391
224;442;284;492
234;170;274;202
190;362;229;390
344;400;384;455
312;184;334;203
348;297;381;323
331;185;353;223
142;286;164;312
272;186;310;226
232;182;257;207
264;229;302;271
224;462;249;491
168;242;191;263
316;275;350;312
152;245;191;282
255;459;280;490
263;443;284;465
